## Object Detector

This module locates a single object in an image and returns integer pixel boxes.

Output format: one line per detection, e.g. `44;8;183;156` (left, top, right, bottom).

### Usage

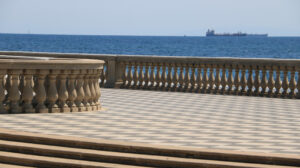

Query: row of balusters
118;62;300;98
0;69;102;114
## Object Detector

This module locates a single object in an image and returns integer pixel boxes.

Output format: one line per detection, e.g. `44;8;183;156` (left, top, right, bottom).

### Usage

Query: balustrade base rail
0;57;104;114
0;51;299;99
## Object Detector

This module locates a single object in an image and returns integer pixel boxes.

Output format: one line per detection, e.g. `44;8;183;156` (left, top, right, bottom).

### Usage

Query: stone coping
0;51;299;66
0;57;104;69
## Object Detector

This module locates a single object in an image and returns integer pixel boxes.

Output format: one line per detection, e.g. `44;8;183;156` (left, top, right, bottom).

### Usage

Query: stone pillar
105;60;116;88
83;69;92;111
89;69;97;110
35;70;49;113
75;70;85;112
94;69;102;110
68;70;79;112
22;69;35;113
57;70;70;112
288;67;296;98
47;70;60;113
0;70;7;114
8;69;22;113
267;66;275;97
115;61;126;88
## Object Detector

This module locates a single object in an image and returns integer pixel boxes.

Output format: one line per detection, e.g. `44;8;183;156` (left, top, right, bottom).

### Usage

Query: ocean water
0;33;300;59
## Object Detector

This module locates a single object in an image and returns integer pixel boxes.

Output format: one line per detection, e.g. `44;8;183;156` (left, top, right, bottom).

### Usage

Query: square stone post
104;59;125;88
104;60;116;88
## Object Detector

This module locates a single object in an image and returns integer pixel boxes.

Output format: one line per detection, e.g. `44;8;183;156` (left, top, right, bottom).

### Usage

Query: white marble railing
0;57;104;114
0;51;299;99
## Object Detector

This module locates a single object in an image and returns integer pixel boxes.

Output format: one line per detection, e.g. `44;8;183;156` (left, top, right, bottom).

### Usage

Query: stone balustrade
0;57;104;114
0;51;299;99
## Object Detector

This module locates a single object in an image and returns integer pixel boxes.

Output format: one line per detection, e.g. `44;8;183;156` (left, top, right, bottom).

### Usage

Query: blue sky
0;0;299;36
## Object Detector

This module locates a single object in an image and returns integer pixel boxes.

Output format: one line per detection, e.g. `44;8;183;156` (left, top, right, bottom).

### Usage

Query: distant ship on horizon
206;29;268;37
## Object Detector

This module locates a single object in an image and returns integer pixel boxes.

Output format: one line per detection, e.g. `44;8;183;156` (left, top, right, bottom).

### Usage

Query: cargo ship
206;29;268;37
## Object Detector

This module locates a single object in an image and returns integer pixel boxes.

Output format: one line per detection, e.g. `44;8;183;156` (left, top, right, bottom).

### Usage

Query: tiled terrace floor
0;88;300;155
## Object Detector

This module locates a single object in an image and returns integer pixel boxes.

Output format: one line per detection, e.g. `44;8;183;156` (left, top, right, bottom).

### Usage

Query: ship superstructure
206;29;268;37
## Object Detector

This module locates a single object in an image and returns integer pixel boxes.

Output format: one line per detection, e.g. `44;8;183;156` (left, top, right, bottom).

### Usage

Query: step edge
0;151;296;168
0;128;299;166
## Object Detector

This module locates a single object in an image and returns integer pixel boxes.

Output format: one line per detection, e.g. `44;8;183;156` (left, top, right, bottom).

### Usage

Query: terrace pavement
0;88;299;155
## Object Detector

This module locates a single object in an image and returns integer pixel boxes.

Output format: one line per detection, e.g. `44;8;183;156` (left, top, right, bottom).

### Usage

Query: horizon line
0;32;300;37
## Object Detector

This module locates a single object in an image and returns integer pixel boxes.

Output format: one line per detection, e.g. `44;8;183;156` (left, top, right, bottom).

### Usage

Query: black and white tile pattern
0;88;299;155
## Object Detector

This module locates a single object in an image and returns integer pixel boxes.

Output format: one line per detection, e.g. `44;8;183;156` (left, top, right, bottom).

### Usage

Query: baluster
67;70;78;112
253;65;261;96
143;63;150;89
35;70;48;113
88;70;97;110
8;69;22;113
166;63;172;90
208;64;215;93
57;70;70;112
202;64;208;93
126;62;133;88
161;63;167;90
47;70;60;112
288;67;296;98
190;64;196;92
148;63;155;89
195;64;202;93
138;63;145;89
0;70;7;114
94;69;102;110
22;69;35;113
260;66;268;96
296;69;300;99
214;64;221;94
83;70;92;111
274;66;282;97
247;65;254;96
183;64;190;92
178;64;184;91
227;65;233;94
19;75;24;98
121;62;128;88
281;66;289;97
171;63;179;91
75;70;85;111
132;62;139;88
99;63;105;87
155;63;162;89
220;64;227;94
104;63;108;85
240;65;247;95
267;66;275;97
233;65;240;94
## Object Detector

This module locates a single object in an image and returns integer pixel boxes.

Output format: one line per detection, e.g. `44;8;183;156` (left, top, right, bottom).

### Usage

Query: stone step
0;128;299;167
0;151;152;168
0;140;297;168
0;163;35;168
0;139;292;168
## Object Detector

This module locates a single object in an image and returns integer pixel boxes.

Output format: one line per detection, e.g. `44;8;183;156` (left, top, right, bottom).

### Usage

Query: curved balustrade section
0;51;299;99
0;58;104;114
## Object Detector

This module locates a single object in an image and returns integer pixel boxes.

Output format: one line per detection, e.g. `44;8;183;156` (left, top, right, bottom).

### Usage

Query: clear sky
0;0;299;36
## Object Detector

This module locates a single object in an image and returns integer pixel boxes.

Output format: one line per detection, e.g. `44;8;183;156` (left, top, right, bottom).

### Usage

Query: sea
0;33;300;59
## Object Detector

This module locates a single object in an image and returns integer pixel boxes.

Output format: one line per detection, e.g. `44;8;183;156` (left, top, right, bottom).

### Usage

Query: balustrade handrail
0;51;300;65
0;57;104;114
0;51;299;99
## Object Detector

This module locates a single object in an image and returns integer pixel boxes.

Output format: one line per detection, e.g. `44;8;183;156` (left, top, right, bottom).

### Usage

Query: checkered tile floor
1;88;300;155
